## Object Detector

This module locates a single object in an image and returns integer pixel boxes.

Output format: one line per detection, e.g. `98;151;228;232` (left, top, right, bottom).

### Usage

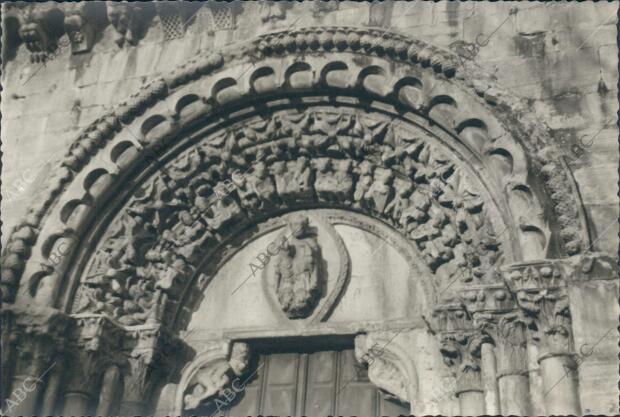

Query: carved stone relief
181;341;250;413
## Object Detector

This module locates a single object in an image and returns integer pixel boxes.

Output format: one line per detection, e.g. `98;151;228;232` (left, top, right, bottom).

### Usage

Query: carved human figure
399;190;431;232
207;197;244;232
353;161;374;209
184;360;232;411
273;158;314;205
236;161;278;211
385;178;413;223
364;168;394;214
273;216;323;319
164;210;216;262
314;158;353;204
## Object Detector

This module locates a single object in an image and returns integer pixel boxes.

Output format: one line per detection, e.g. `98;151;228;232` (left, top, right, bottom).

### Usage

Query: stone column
60;315;124;416
494;313;530;415
1;305;69;417
433;303;488;416
462;284;531;415
119;325;191;415
503;260;581;416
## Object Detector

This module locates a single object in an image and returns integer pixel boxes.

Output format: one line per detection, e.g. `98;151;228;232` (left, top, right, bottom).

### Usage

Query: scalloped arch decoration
1;27;589;317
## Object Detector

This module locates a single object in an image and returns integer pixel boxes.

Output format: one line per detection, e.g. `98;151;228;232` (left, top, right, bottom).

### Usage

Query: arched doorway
2;26;609;417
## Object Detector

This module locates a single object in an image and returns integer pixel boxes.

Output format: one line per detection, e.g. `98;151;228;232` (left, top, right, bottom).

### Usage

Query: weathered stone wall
2;2;618;252
0;3;618;415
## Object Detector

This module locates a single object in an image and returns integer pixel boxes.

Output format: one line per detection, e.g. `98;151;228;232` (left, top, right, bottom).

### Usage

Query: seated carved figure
364;167;394;214
273;157;315;205
353;160;374;208
315;158;354;204
273;216;323;319
236;161;278;211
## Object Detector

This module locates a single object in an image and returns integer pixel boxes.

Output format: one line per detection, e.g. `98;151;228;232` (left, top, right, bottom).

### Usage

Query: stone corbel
176;340;251;414
106;2;147;47
14;3;64;63
260;1;289;22
353;332;414;406
63;3;97;54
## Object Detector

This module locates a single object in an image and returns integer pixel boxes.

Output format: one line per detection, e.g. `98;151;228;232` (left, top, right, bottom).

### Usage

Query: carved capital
475;311;529;378
460;283;514;314
2;304;70;379
433;303;489;395
354;332;412;406
501;260;575;360
63;314;125;396
432;302;475;333
122;324;193;405
502;259;567;291
181;340;251;413
437;330;489;396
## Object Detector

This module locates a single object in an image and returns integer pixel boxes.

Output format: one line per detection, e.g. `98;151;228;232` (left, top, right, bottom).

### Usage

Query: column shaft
480;343;500;414
540;355;581;415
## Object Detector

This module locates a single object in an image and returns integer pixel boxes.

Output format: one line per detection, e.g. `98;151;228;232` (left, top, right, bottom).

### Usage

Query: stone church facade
1;2;618;416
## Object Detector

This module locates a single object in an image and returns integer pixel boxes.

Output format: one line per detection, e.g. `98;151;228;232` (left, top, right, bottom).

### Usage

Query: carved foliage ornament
72;108;501;327
1;27;587;318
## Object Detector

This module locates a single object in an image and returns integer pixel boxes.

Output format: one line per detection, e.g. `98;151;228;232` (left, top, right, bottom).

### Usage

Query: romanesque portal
1;13;618;417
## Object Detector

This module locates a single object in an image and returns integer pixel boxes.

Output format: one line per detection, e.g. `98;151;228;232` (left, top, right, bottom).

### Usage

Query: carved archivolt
2;27;588;325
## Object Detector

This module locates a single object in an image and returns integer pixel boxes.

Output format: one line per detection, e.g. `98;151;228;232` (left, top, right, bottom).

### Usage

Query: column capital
120;324;194;411
499;259;576;361
433;303;490;396
2;304;71;378
63;314;125;397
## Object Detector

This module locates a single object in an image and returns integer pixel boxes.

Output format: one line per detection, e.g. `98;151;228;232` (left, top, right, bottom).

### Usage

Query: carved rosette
181;340;251;413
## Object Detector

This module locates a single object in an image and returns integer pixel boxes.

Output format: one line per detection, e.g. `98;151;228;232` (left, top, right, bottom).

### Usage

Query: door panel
217;347;409;417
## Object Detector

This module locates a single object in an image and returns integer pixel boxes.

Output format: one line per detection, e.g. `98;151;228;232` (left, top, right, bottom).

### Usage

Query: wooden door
194;347;410;417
